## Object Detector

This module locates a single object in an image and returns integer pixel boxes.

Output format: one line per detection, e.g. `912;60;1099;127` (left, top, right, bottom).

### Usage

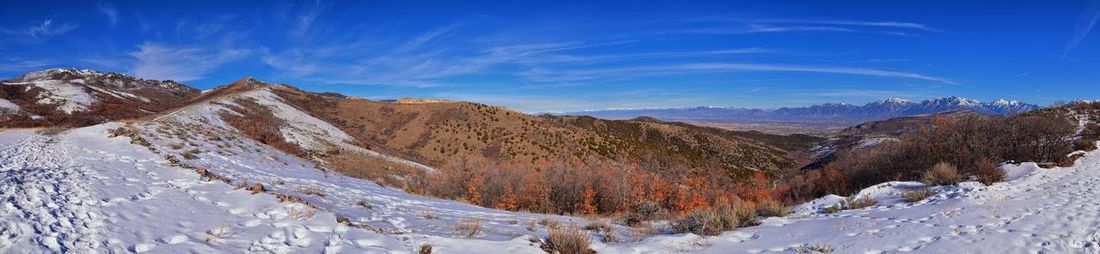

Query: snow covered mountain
0;68;199;127
566;97;1041;124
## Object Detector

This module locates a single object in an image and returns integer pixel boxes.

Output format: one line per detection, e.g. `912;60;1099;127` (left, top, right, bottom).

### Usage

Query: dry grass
287;205;317;220
356;200;373;210
455;219;482;238
526;220;539;232
901;189;935;203
975;160;1005;186
755;199;790;217
421;211;439;220
538;218;562;229
545;225;594;254
181;149;201;160
824;197;878;213
583;220;613;233
796;243;833;253
671;201;757;236
922;162;962;186
204;224;230;244
297;186;327;197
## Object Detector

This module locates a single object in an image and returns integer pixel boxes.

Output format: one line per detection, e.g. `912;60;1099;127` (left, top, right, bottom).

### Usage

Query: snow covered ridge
0;68;200;127
153;83;436;173
564;96;1042;123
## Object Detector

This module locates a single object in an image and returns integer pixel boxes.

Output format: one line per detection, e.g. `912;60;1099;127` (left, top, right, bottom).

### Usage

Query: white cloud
97;2;120;27
745;24;857;33
767;19;939;32
291;0;330;38
26;19;78;40
520;63;954;84
128;42;251;81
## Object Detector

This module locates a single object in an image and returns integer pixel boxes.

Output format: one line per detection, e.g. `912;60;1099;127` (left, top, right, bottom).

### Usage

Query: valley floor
1;124;1099;253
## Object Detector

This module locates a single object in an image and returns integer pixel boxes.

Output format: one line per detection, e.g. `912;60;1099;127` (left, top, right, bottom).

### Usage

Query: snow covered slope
600;145;1100;253
0;124;586;253
5;123;1098;253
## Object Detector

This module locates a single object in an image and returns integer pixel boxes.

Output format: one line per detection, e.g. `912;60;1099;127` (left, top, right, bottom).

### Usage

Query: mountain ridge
564;97;1041;124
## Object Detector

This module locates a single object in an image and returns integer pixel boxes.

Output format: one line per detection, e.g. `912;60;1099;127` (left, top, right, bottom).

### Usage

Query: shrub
356;200;373;209
624;201;664;226
900;189;934;203
823;196;877;213
538;218;561;229
1074;139;1097;151
419;244;432;254
755;199;790;217
297;187;326;197
1057;154;1080;167
974;160;1005;186
922;162;961;186
671;201;754;236
455;219;482;238
796;243;833;253
204;224;230;244
181;149;201;160
545;225;594;254
583;220;613;233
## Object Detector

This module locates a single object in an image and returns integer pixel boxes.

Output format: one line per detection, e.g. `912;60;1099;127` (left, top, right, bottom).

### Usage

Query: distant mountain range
563;97;1041;124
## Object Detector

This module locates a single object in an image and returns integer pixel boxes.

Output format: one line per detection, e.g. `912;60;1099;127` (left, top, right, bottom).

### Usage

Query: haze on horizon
1;0;1098;112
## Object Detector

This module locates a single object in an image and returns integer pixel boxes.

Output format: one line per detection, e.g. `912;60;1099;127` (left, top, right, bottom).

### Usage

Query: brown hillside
268;87;822;181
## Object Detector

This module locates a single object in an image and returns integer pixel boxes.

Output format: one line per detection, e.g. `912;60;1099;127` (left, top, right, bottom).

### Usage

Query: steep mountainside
568;97;1040;124
267;86;822;180
0;68;199;127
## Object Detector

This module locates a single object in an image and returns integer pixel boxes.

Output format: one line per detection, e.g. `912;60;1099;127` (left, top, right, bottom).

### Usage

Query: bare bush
975;160;1005;186
624;201;665;226
545;225;594;254
419;244;432;254
583;220;613;233
823;197;877;213
922;162;961;186
796;243;833;253
204;224;230;244
297;186;327;197
671;201;755;236
538;218;561;230
755;199;790;217
901;189;934;203
455;219;482;238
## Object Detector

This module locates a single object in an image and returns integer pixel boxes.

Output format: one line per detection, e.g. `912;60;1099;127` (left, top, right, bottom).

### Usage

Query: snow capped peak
17;68;103;81
873;97;914;105
924;96;981;106
990;99;1019;106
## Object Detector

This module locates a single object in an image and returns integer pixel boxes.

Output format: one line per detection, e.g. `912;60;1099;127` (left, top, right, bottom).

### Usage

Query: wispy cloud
682;18;936;36
764;19;939;32
128;42;252;81
97;2;120;27
745;24;857;33
520;63;954;84
291;0;330;38
28;19;78;40
1063;0;1100;58
0;58;51;73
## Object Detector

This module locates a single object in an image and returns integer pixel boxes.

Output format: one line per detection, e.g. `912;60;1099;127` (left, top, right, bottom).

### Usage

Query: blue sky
1;0;1098;112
